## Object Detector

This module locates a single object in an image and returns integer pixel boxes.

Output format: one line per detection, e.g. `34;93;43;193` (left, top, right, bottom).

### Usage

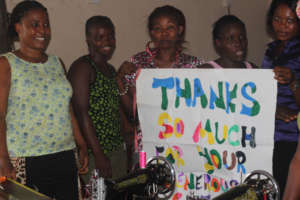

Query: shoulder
108;63;117;73
0;52;12;67
0;52;15;66
0;53;9;63
247;61;259;69
47;54;62;64
68;56;92;75
0;55;10;69
0;55;11;78
131;51;149;59
287;38;300;52
129;51;150;63
68;56;93;85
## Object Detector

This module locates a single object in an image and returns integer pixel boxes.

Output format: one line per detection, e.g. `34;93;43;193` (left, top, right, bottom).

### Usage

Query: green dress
86;56;123;155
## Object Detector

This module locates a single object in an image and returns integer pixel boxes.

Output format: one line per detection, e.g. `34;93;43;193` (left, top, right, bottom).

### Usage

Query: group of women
1;0;300;199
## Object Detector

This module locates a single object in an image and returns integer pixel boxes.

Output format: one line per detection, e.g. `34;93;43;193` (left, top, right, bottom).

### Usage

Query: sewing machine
105;156;279;200
106;156;176;199
212;170;280;200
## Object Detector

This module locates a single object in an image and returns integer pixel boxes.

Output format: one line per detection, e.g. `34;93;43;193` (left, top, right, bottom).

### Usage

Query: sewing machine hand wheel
243;170;280;200
146;156;176;200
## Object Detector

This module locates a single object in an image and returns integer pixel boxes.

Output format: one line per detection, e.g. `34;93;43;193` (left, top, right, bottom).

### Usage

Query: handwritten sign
136;69;277;199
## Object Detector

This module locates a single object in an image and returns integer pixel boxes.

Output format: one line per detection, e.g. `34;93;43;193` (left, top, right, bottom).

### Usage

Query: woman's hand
77;145;89;175
276;106;298;122
117;61;137;81
94;154;112;179
274;66;294;84
0;155;15;180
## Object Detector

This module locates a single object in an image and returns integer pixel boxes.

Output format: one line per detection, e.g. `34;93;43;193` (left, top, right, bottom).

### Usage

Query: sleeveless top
3;52;75;157
207;61;253;69
86;56;123;154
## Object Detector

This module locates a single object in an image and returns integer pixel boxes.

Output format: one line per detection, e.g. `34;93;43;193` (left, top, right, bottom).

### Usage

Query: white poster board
136;69;277;199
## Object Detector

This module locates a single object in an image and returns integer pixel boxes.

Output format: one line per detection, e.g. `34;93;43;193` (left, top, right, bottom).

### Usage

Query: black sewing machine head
106;156;176;200
211;170;280;200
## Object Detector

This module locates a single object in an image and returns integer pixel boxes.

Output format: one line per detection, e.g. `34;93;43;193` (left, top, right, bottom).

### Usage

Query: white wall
6;0;269;69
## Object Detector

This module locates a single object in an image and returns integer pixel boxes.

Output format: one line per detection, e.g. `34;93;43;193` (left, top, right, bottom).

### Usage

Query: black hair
147;5;186;48
85;15;115;37
8;0;47;41
266;0;300;37
212;14;246;41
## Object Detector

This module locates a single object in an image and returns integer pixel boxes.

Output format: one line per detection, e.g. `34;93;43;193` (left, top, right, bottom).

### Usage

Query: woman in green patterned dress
68;15;128;193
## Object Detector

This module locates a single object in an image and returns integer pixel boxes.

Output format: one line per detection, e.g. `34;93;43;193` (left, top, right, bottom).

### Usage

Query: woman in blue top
0;1;88;199
262;0;300;198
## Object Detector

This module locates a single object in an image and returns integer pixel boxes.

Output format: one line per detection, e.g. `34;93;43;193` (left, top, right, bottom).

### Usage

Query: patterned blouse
129;51;204;78
86;56;123;154
3;52;75;157
126;50;205;152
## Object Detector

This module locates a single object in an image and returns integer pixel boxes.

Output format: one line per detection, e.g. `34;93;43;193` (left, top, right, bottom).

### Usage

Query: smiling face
215;23;248;62
272;3;299;43
86;25;116;61
150;15;183;50
15;8;51;53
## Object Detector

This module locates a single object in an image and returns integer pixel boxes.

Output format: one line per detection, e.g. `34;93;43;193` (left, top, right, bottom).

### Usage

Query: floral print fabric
3;52;75;157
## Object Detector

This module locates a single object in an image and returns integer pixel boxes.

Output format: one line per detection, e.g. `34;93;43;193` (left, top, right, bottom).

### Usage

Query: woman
262;0;300;198
201;14;257;69
68;16;128;199
117;5;204;167
0;1;88;199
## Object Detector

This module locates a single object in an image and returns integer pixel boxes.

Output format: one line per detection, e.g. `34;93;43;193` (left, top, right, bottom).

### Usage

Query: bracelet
117;82;129;96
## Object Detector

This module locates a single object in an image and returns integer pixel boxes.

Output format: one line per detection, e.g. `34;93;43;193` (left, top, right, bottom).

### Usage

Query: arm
70;104;88;174
58;57;89;174
120;107;135;171
283;134;300;200
68;59;112;178
117;61;138;170
273;66;300;122
0;57;15;179
289;79;300;107
116;61;138;119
